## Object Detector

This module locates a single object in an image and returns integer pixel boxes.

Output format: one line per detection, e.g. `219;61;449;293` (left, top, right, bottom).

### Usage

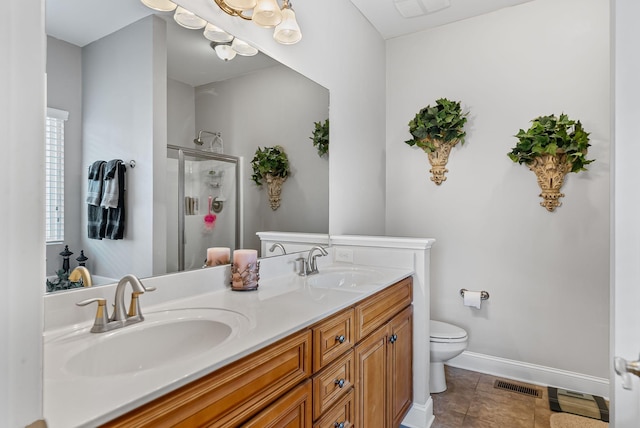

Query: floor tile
462;413;534;428
534;406;553;428
434;366;552;428
432;388;476;416
466;390;535;424
431;410;465;428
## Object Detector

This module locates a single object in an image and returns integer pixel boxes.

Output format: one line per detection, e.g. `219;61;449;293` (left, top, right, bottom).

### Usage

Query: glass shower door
166;145;242;273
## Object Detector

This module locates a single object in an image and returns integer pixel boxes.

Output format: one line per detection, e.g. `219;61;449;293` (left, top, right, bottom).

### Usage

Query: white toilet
429;320;468;393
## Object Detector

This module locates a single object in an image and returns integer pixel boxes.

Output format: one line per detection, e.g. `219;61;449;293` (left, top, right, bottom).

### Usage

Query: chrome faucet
296;246;328;276
269;243;287;255
76;274;156;333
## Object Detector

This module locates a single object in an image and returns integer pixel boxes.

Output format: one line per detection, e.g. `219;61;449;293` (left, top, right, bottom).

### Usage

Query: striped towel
86;160;105;206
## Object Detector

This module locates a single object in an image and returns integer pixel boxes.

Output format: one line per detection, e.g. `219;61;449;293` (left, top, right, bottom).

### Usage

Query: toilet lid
430;320;467;341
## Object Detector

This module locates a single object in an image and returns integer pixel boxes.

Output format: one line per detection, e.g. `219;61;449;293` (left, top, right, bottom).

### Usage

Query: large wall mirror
45;0;329;292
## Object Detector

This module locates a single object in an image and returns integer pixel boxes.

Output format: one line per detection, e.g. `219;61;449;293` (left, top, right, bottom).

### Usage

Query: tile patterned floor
431;366;553;428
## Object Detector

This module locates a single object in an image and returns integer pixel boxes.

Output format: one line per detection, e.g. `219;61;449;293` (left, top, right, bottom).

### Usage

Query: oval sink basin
306;267;380;291
56;308;249;377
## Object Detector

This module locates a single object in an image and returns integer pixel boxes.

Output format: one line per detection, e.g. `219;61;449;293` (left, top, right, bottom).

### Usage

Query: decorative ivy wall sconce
310;119;329;158
507;114;593;212
405;98;469;185
251;146;291;210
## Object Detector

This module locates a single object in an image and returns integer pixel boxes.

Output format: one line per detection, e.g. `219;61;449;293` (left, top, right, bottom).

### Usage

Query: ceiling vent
393;0;450;18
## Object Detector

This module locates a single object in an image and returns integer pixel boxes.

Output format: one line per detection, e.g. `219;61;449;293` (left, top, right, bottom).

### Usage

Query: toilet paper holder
459;289;490;300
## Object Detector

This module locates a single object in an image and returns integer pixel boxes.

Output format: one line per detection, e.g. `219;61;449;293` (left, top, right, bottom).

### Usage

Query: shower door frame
168;144;243;271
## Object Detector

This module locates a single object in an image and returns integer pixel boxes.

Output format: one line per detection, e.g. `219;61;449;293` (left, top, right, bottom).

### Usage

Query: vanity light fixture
211;39;258;61
203;22;234;43
140;0;177;12
212;0;302;44
138;1;261;61
273;0;301;44
174;6;208;29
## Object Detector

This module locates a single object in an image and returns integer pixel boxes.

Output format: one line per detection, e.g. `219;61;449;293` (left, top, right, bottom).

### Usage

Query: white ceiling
46;0;536;85
349;0;534;40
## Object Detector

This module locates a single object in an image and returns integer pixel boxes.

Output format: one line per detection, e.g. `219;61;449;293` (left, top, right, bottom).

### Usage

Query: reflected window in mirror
45;108;69;243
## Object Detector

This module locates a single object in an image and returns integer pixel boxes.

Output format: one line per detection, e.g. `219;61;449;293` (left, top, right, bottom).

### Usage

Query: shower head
194;130;218;146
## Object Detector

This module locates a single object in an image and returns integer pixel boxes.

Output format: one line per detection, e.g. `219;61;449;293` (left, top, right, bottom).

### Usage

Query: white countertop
43;264;413;428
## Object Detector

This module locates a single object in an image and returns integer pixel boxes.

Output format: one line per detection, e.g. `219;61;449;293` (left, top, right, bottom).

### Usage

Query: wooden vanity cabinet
312;276;413;428
101;330;312;428
354;278;413;428
242;380;313;427
101;276;413;428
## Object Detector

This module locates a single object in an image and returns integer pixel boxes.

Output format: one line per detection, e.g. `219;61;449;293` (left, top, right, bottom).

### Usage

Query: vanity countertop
43;264;413;428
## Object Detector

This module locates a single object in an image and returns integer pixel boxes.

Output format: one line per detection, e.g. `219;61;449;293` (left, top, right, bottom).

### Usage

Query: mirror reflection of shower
166;145;243;273
193;130;224;154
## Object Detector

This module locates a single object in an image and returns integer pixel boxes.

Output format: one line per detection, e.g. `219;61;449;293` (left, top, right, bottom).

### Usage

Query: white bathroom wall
167;78;196;148
386;0;610;380
194;64;330;250
0;0;45;425
80;15;167;279
45;37;83;276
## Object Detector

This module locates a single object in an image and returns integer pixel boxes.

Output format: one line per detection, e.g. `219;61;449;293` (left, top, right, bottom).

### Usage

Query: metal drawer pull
334;422;345;428
335;378;345;388
389;334;398;344
335;335;346;343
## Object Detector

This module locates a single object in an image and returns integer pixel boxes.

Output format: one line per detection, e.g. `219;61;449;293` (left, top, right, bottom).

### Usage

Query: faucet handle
142;285;157;293
295;257;307;276
76;298;109;333
128;292;143;318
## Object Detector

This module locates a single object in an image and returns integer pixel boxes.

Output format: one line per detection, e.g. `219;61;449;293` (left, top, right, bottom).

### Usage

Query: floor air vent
494;380;543;398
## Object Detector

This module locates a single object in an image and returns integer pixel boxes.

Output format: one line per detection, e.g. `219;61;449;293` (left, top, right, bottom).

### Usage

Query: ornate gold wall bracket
423;138;459;185
265;174;287;210
527;153;572;212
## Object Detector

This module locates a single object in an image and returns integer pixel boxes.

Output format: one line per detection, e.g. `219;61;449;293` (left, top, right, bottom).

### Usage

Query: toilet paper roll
463;290;482;309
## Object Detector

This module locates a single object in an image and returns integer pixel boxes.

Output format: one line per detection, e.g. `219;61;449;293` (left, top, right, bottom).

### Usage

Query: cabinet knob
335;335;346;344
389;334;398;344
334;422;345;428
335;378;346;388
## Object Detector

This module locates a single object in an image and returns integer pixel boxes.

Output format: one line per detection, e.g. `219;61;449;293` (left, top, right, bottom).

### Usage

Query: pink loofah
204;196;216;229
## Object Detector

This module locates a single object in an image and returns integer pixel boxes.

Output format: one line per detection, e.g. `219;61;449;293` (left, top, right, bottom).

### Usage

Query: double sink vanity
43;245;420;427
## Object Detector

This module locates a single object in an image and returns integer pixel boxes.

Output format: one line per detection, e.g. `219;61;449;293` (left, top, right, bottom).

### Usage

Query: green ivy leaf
507;113;594;173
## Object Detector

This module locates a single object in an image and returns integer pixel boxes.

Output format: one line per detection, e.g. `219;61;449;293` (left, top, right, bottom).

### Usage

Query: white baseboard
400;397;435;428
448;351;610;399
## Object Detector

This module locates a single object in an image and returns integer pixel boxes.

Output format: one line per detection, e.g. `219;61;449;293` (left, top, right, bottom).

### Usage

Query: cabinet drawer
354;277;412;342
242;380;313;428
312;349;354;420
102;330;312;428
313;388;355;428
312;308;354;371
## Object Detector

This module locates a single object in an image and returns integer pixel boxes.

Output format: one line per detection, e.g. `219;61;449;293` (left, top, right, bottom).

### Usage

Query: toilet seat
430;320;468;343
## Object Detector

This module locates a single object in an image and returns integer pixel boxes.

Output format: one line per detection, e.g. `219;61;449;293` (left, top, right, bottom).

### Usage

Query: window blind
46;108;69;243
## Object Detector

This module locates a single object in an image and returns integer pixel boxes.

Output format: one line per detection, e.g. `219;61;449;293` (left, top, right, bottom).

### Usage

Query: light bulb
252;0;282;28
224;0;257;10
174;6;207;30
231;38;259;56
273;7;301;45
140;0;177;12
203;23;234;43
215;44;237;61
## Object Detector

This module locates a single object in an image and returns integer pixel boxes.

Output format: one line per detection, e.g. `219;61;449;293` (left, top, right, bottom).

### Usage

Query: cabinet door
242;380;312;428
354;325;388;428
388;306;413;428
